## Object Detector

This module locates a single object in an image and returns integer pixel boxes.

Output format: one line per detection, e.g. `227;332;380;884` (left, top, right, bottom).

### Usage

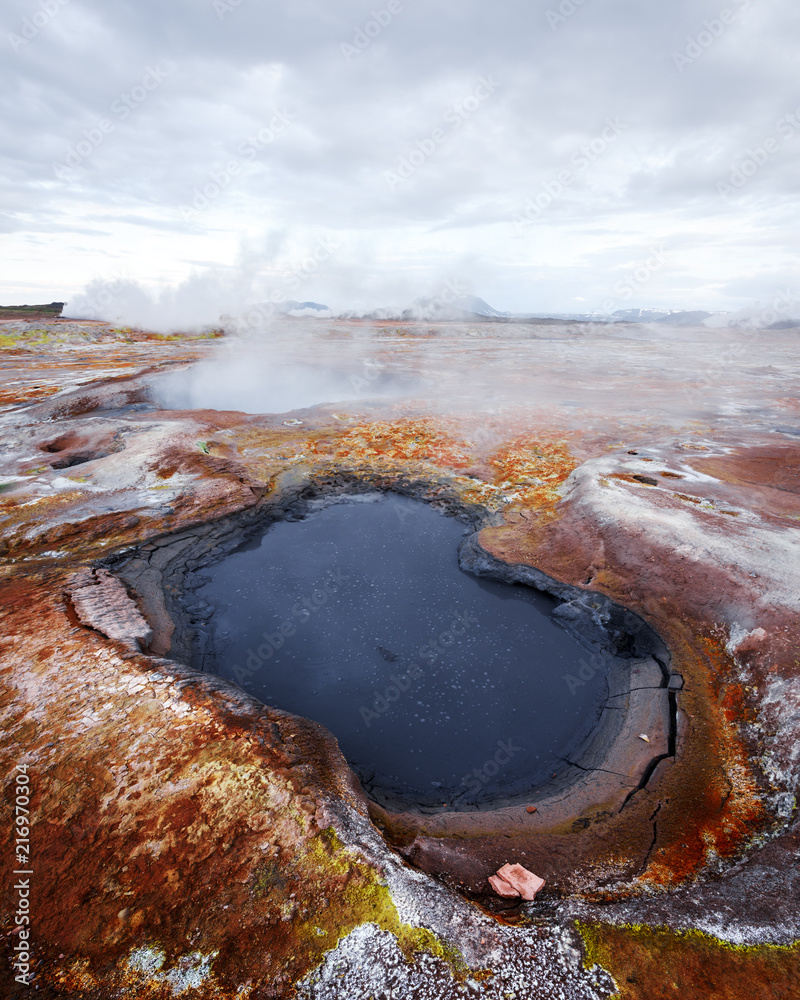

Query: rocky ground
0;318;798;998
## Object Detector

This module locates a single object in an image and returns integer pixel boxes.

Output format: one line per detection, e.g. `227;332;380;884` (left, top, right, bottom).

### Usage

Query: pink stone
488;874;520;897
495;863;546;901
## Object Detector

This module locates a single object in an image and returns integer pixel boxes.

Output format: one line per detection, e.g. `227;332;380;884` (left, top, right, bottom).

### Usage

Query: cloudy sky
3;0;799;317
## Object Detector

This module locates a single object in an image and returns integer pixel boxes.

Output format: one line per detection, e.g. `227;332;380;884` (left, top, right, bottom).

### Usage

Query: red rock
67;567;153;651
3;321;800;995
526;806;538;814
495;863;546;901
488;873;520;898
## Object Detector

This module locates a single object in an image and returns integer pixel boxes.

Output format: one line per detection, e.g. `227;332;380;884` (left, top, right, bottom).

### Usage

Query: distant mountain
610;308;670;322
704;307;800;329
512;312;612;322
414;294;511;319
400;295;511;321
334;295;512;322
507;309;719;325
611;308;714;324
274;300;330;316
655;310;715;324
253;299;778;328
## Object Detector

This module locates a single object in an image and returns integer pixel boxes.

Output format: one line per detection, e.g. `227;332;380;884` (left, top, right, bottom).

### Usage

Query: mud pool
189;493;614;808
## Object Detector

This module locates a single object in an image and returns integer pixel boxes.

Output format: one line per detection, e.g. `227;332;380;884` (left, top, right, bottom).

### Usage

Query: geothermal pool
191;493;614;808
151;355;426;414
145;319;800;427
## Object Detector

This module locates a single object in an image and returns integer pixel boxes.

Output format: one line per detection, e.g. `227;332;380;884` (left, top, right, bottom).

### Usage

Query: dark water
195;494;609;807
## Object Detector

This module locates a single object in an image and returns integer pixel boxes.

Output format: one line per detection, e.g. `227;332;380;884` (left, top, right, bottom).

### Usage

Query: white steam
61;238;493;333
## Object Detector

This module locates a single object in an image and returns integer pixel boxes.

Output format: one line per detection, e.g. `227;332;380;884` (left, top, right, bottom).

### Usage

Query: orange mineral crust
1;319;799;997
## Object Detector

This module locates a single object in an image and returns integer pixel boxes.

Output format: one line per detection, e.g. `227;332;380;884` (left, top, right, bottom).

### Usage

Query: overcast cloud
2;0;799;316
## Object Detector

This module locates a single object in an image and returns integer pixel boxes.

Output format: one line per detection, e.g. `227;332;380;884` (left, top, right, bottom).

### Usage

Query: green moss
300;828;469;979
577;921;800;1000
435;937;472;979
0;328;57;349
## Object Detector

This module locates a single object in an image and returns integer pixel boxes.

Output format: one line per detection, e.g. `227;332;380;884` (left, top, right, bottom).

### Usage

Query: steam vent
2;318;800;998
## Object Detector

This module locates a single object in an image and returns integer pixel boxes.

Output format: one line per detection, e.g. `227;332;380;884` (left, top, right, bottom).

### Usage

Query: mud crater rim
105;476;678;819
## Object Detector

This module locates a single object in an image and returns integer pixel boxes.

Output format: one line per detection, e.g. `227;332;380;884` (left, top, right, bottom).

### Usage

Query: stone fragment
639;733;651;743
493;863;546;901
526;805;537;814
488;874;520;898
68;568;153;651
